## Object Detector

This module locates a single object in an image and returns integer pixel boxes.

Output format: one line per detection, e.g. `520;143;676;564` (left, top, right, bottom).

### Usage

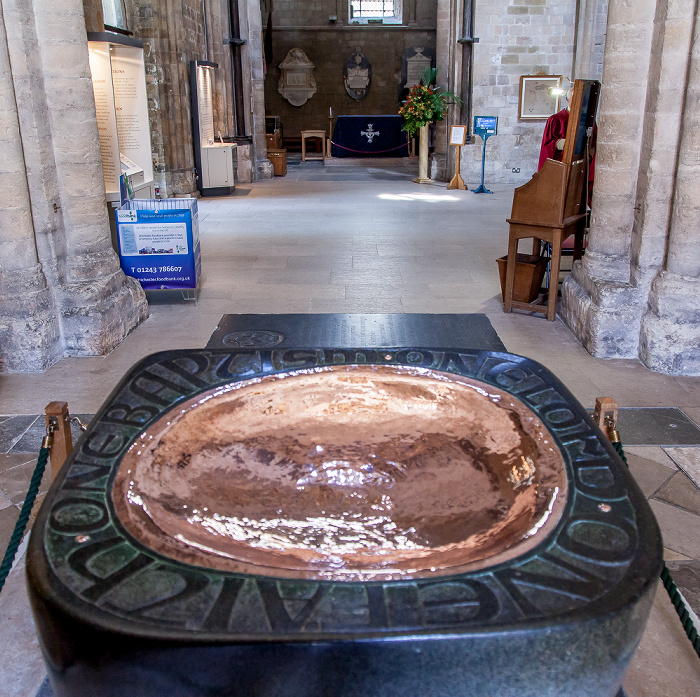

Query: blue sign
474;116;498;137
116;199;201;290
472;117;497;194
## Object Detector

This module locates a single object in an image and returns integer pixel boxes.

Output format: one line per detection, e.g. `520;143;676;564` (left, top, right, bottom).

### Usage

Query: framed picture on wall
518;74;562;119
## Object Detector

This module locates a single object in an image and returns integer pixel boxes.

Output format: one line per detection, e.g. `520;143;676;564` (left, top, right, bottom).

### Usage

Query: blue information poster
116;199;201;290
474;116;498;138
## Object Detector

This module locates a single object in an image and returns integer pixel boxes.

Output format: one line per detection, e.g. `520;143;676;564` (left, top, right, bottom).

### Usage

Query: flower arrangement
399;68;461;137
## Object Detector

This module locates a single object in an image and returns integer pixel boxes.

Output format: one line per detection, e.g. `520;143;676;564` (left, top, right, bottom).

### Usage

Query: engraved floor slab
616;408;700;446
206;313;507;352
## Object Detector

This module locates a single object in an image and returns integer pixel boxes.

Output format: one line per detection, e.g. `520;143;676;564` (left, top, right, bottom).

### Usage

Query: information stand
190;61;237;196
116;199;201;292
447;125;468;191
87;33;154;202
473;115;497;194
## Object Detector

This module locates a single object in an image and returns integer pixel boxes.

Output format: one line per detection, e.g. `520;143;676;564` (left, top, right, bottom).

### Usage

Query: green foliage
398;67;461;137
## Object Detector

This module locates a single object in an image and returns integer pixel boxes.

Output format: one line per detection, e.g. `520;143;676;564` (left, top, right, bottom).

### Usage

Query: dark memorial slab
331;115;410;157
28;348;661;697
206;313;507;351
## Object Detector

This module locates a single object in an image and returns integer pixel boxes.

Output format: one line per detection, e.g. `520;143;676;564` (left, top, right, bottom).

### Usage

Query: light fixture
548;76;572;97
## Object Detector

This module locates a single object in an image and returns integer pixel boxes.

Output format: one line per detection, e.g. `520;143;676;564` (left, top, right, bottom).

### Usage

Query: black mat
206;313;507;352
616;407;700;446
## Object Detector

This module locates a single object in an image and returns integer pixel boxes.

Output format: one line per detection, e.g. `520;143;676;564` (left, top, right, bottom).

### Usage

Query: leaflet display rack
116;198;201;292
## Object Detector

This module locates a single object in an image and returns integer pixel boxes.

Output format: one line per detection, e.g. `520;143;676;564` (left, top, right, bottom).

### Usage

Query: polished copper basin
113;365;567;581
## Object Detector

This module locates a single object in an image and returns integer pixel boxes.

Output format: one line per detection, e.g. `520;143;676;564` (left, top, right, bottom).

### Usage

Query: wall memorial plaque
278;48;317;106
344;50;371;100
404;47;432;88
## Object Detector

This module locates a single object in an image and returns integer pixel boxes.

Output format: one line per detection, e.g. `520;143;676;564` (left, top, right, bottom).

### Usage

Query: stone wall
264;0;437;139
455;0;580;186
127;0;207;196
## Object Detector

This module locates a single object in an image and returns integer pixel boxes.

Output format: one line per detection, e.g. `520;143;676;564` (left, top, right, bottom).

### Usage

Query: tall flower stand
413;124;433;184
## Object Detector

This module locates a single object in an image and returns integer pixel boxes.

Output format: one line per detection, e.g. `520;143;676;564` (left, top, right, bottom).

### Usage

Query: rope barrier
0;445;50;594
612;439;700;658
328;139;411;155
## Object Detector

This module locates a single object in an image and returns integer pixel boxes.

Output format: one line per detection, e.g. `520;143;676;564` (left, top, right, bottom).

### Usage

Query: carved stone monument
278;48;316;106
27;348;661;697
404;47;432;89
344;50;371;100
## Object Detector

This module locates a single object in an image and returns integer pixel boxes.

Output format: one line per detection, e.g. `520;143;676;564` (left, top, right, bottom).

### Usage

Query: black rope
0;446;50;594
613;439;700;658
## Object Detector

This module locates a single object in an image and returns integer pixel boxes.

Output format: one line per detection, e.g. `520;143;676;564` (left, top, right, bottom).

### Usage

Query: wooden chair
504;159;586;320
503;79;599;321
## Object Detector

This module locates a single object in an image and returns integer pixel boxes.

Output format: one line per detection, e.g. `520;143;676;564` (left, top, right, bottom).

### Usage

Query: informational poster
88;43;120;193
474;116;498;137
88;37;154;198
116;201;201;289
111;47;154;183
196;65;215;145
449;125;467;146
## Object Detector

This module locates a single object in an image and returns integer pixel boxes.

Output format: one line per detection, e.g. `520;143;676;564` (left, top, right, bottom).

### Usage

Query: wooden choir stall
503;79;600;321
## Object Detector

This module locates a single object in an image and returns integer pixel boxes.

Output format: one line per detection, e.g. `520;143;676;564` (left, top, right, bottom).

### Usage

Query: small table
301;130;326;162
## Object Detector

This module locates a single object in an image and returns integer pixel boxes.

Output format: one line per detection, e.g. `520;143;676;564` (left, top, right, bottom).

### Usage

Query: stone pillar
128;0;205;196
640;0;700;375
572;0;608;80
33;0;148;355
240;0;272;180
561;0;693;362
0;0;61;372
0;0;147;371
430;0;459;182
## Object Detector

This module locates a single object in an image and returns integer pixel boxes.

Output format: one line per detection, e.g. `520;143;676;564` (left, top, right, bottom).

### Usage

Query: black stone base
28;348;661;697
207;313;507;351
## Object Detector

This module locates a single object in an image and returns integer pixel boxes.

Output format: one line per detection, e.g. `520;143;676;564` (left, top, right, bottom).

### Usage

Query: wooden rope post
327;116;333;158
594;397;619;441
45;402;73;480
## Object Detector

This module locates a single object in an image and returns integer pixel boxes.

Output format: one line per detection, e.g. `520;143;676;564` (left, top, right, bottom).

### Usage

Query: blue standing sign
116;198;201;290
473;116;498;194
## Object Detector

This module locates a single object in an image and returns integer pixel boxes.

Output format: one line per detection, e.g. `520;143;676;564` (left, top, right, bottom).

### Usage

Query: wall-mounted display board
87;33;154;201
190;61;237;197
518;74;562;120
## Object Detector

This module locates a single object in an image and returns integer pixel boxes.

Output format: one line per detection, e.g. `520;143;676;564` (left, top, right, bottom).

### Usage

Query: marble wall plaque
403;47;433;89
278;48;317;106
344;50;371;100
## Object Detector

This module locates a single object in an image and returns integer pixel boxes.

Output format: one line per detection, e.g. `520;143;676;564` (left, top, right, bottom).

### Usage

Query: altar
331;115;410;158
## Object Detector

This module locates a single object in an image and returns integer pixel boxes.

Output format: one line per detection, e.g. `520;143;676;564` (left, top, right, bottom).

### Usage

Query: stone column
33;0;148;355
640;0;700;375
572;0;608;80
1;0;147;368
0;0;61;372
560;0;692;360
239;0;272;180
430;0;458;182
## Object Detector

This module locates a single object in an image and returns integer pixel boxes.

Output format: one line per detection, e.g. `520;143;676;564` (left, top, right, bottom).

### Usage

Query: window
349;1;402;24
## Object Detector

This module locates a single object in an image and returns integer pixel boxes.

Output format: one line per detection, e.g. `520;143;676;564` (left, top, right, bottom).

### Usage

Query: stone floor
0;158;699;696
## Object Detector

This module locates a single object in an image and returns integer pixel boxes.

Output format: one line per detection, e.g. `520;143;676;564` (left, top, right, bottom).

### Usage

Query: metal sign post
473;115;497;194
